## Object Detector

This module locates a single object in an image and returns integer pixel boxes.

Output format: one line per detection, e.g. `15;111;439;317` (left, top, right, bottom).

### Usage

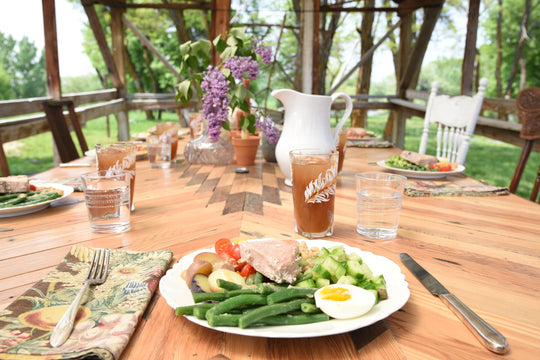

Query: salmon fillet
239;239;301;284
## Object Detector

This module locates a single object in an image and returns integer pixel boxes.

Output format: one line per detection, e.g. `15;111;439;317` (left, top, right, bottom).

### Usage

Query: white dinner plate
377;160;465;179
0;182;74;218
159;239;410;338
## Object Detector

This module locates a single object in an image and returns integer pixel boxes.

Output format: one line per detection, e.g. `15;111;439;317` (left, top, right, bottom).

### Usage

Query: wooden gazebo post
211;0;231;65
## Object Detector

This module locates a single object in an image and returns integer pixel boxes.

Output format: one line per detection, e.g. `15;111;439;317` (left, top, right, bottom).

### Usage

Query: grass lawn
4;110;540;201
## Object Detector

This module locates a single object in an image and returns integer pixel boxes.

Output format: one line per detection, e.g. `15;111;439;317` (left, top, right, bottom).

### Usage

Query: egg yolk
319;286;351;301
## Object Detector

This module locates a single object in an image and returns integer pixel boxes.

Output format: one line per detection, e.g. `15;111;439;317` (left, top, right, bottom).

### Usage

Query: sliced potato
193;252;226;265
185;260;213;285
190;274;213;293
208;269;246;292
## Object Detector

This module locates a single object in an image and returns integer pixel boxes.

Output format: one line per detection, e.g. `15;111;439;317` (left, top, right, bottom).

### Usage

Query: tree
0;32;46;100
481;0;540;98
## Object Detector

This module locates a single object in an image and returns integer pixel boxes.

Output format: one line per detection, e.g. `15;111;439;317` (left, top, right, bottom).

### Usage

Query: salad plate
377;160;465;179
0;182;74;218
159;239;410;338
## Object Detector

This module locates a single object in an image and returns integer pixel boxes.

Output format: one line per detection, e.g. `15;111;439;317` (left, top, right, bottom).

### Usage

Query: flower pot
261;133;278;163
231;135;260;166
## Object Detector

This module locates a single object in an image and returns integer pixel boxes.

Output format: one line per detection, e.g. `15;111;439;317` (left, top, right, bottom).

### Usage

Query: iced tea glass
156;122;179;160
290;149;338;238
95;143;136;211
336;128;347;173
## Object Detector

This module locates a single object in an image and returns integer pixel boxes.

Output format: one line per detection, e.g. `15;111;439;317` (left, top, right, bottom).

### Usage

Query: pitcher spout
271;89;301;106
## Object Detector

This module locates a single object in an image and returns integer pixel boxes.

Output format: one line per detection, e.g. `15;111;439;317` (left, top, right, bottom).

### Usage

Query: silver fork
49;248;110;347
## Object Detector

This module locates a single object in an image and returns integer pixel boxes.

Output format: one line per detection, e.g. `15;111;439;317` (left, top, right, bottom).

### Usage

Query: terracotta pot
231;135;260;166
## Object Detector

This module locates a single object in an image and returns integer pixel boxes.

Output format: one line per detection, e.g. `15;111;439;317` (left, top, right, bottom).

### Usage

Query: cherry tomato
438;163;452;172
230;244;242;260
29;184;36;191
215;238;233;259
240;263;256;278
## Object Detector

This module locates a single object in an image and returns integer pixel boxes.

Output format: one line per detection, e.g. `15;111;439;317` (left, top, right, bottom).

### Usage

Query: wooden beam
398;4;443;92
122;16;180;78
461;0;480;95
93;0;211;10
210;0;230;65
42;0;62;99
301;0;315;94
82;0;123;89
312;0;320;94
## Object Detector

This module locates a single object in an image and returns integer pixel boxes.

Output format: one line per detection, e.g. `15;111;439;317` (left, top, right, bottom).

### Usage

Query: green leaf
215;38;228;53
199;39;212;54
187;55;199;70
222;120;231;131
179;41;192;56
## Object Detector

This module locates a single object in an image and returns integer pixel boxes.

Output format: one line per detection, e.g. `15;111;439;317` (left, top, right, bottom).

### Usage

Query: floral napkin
405;176;509;197
0;246;173;360
346;139;393;148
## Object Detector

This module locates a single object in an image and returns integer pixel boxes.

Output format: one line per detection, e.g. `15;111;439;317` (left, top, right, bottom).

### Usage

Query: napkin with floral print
0;246;173;360
405;176;509;197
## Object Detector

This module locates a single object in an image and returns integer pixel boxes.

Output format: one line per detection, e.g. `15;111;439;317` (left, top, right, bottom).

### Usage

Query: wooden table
1;137;539;359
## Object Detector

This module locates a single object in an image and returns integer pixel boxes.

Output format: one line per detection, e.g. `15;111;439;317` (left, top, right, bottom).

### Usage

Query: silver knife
400;253;508;354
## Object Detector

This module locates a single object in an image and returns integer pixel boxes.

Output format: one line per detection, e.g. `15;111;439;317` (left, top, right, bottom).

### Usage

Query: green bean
217;278;242;291
238;298;315;329
17;192;59;206
257;313;329;326
266;287;316;304
193;306;211;319
300;302;321;314
0;194;27;208
0;193;19;203
292;272;313;285
207;314;241;327
225;288;258;298
206;294;267;316
192;292;227;303
175;302;214;316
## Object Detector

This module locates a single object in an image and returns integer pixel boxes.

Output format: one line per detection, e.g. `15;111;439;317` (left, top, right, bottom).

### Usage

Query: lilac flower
201;66;230;141
224;56;260;80
256;114;280;144
251;39;273;64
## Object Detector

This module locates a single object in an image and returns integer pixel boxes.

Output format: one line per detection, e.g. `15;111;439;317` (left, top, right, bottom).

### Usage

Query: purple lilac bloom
256;114;280;144
251;39;273;64
201;66;230;141
224;56;260;80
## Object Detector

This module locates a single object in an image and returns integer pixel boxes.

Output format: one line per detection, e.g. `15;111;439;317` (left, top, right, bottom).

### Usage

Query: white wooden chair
419;78;488;166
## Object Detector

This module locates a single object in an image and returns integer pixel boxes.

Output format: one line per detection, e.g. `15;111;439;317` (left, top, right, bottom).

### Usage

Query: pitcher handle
330;92;353;144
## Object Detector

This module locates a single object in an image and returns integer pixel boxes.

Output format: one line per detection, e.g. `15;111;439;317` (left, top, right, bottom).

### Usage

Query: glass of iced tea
156;122;179;160
336;128;347;173
290;149;338;238
95;143;136;211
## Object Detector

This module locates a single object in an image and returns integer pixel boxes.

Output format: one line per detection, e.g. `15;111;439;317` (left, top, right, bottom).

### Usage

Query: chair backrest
42;99;89;163
419;78;488;166
509;87;540;201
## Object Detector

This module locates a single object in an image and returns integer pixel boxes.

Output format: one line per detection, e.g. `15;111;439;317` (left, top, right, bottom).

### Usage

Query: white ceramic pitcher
272;89;353;186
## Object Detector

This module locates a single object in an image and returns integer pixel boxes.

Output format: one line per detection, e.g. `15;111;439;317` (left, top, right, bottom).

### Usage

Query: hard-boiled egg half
314;284;376;319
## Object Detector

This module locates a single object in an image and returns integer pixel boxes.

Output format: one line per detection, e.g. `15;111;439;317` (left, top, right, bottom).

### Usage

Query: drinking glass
147;135;171;168
81;170;131;233
290;149;338;238
355;172;406;240
156;122;179;160
95;143;136;211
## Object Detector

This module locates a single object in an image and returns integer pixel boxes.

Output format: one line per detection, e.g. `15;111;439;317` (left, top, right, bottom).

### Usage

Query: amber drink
156;122;179;160
290;149;338;238
95;143;136;211
336;128;347;173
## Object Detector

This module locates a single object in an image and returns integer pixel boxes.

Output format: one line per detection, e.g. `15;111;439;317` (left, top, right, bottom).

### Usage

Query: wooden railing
0;88;536;159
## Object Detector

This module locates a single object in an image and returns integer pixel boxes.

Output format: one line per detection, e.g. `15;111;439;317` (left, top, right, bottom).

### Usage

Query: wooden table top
1;136;539;359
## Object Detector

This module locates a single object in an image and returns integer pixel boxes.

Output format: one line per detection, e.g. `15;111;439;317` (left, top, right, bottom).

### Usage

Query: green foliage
0;32;46;100
62;74;103;94
480;0;540;97
417;57;462;95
